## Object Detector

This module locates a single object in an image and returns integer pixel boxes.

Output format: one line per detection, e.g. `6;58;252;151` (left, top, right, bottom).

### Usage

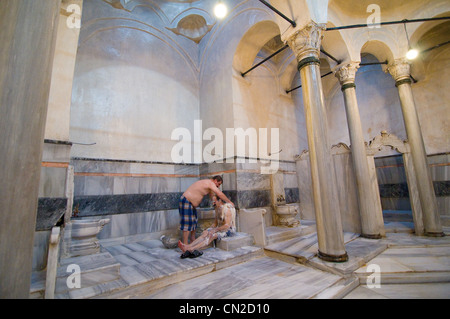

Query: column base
424;231;445;237
318;250;349;263
361;233;382;239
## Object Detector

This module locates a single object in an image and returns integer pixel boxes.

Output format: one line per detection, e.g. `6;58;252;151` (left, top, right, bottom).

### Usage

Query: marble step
354;245;450;284
265;231;390;280
56;238;264;299
382;210;413;222
312;276;360;299
31;252;121;298
55;252;121;295
216;232;254;251
265;221;316;246
130;256;349;299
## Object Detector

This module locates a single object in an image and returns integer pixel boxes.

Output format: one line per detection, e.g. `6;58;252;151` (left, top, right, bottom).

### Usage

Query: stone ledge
216;232;254;251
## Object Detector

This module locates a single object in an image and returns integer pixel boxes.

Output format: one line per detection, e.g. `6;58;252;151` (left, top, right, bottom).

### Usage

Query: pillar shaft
335;63;384;238
0;0;61;298
387;59;443;236
287;23;348;262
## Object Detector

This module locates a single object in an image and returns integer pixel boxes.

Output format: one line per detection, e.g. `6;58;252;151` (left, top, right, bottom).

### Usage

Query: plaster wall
70;0;200;163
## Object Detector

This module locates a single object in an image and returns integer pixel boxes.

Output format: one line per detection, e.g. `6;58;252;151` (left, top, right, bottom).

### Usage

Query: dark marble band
297;56;320;71
395;78;412;87
72;188;300;217
341;82;356;91
379;181;449;198
318;250;349;263
424;231;446;237
361;233;382;240
36;197;67;231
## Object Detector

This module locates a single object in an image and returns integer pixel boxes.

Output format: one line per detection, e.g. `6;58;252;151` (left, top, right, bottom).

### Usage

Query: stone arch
407;13;450;81
366;131;425;236
407;9;450;46
321;21;354;66
360;40;395;67
232;20;281;74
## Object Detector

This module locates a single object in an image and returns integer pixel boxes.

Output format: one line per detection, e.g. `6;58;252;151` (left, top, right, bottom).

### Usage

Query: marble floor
135;256;349;299
344;283;450;299
37;219;450;299
128;232;450;299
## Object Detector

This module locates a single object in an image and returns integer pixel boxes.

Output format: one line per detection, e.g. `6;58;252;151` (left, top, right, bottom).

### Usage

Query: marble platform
55;240;264;299
31;222;450;299
346;233;450;298
130;231;450;299
134;256;358;299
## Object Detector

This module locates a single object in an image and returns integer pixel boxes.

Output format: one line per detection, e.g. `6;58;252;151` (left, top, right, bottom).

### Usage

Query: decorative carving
334;62;360;86
167;14;214;43
331;142;351;155
285;22;326;62
294;150;309;161
366;130;410;155
386;58;411;82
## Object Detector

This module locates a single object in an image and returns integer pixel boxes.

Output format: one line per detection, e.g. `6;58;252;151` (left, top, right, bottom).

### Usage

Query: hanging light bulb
214;1;228;19
406;48;419;60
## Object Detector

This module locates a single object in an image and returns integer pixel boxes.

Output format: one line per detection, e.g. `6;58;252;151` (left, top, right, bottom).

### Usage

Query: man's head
212;175;223;188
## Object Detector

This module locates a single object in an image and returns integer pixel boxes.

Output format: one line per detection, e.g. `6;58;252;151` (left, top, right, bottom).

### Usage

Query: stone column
335;62;384;239
387;59;444;237
286;23;348;262
0;0;61;298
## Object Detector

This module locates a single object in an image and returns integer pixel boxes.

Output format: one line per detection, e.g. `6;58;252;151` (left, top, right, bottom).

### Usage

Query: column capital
285;22;326;69
334;62;360;88
387;58;411;85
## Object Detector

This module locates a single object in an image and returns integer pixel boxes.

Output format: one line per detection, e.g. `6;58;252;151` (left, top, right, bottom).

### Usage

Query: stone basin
62;218;110;258
275;204;300;227
68;218;110;238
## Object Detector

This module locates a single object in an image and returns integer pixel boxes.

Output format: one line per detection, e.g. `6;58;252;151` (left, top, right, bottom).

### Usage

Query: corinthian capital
334;62;360;86
386;58;411;82
285;22;326;64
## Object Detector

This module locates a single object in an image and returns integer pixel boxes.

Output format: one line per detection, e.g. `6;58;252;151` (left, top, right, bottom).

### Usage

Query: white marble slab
137;257;343;299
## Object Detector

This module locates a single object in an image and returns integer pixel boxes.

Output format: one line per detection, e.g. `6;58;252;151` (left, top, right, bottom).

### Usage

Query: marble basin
62;218;110;258
275;204;300;227
69;218;110;238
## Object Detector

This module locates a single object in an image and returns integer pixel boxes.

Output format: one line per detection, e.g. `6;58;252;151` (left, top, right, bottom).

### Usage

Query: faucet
277;194;285;203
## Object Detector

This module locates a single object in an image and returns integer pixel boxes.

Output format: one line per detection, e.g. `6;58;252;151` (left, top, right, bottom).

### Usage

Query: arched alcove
232;20;281;74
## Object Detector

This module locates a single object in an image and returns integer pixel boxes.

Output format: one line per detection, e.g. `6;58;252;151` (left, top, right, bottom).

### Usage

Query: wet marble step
216;232;254;251
57;241;264;299
55;252;121;294
265;221;316;246
354;245;450;284
131;256;361;299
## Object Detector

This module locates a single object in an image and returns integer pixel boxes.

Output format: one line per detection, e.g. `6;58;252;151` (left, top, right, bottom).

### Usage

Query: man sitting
178;199;236;258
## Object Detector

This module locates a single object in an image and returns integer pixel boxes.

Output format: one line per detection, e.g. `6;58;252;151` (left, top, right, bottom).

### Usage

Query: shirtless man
179;176;234;245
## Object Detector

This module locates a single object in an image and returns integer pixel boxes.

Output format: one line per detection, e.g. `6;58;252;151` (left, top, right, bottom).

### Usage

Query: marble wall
70;0;201;163
376;153;450;225
69;156;300;244
34;140;73;271
71;158;199;243
35;1;449;265
296;150;450;232
295;149;363;234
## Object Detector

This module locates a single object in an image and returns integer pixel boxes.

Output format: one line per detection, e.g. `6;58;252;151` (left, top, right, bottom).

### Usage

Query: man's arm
209;181;234;206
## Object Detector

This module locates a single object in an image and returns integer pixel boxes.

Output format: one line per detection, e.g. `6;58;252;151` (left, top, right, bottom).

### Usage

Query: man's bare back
182;178;233;208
